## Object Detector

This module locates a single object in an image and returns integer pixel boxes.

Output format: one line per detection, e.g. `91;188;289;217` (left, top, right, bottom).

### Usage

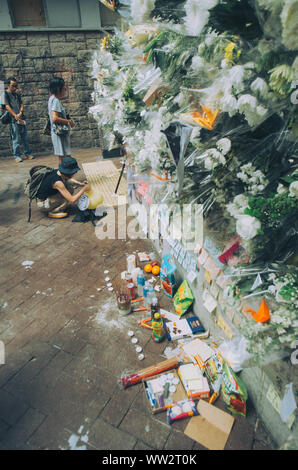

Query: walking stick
114;147;126;194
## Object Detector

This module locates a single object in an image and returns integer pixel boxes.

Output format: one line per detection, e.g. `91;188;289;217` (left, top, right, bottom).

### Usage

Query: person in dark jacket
36;157;90;218
5;77;34;162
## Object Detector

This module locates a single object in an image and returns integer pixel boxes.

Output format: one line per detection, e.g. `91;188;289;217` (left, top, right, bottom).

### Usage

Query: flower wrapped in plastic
183;0;219;37
280;0;298;50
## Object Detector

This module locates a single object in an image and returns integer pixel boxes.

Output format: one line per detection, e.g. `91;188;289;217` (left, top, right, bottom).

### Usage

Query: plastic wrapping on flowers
89;0;298;362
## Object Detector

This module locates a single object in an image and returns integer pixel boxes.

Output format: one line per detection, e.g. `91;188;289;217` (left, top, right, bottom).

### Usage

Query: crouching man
36;157;90;218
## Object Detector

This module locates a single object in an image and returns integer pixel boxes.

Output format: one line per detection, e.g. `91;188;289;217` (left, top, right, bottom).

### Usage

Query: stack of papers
178;363;210;399
181;339;215;368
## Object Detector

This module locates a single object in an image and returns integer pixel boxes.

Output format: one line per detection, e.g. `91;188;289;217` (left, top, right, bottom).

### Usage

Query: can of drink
125;272;133;284
127;283;136;300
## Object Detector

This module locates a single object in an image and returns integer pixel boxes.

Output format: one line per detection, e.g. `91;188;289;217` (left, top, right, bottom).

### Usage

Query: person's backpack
0;105;11;125
24;165;53;222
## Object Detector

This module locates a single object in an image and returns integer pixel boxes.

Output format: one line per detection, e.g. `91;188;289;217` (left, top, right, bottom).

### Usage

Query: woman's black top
36;170;62;200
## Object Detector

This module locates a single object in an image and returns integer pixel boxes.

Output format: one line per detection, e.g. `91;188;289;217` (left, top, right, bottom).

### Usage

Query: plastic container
143;281;150;303
132;267;142;285
145;286;154;308
137;272;146;297
127;254;136;273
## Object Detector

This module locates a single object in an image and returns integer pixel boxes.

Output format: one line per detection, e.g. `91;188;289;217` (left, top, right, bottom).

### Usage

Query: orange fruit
152;265;160;276
144;264;152;273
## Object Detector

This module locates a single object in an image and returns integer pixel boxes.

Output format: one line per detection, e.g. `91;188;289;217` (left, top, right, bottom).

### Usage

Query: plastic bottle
132;267;142;285
137;272;146;297
127;254;136;273
145;286;154;308
143;281;150;303
152;312;165;343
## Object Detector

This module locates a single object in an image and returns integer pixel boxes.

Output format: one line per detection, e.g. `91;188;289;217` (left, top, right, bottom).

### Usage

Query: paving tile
63;356;118;393
32;350;74;387
28;414;81;450
0;407;46;450
0;348;33;388
164;428;195;451
88;417;137;450
101;388;138;427
0;389;29;426
133;439;153;450
119;408;171;450
0;418;10;441
48;324;87;355
3;343;59;394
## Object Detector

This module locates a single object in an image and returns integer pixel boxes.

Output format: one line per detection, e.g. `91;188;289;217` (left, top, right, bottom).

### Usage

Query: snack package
167;399;199;425
173;280;194;316
221;359;248;417
204;355;223;404
160;254;177;298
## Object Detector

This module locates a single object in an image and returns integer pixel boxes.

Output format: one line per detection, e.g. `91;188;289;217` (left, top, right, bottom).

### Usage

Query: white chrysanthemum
289;181;298;197
191;55;205;71
208;148;222;160
204;30;219;46
256;105;268;117
238;94;257;112
234;194;249;209
184;0;218;36
130;0;156;23
204;157;214;171
216;138;231;155
203;148;226;170
281;0;298;50
229;65;245;92
277;183;287;194
251;77;269;97
236;214;261;240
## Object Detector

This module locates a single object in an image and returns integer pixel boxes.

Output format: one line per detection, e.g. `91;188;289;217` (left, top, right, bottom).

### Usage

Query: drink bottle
137;272;146;297
145;286;154;308
152;312;165;343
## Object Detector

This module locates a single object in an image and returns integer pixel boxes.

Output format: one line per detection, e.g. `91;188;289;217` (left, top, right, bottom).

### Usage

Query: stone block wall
0;31;103;159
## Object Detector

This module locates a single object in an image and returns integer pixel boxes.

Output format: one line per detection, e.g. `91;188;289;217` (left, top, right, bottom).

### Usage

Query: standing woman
48;77;75;164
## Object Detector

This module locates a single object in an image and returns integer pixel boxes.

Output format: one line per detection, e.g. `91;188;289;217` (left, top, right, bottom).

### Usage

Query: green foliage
244;192;297;230
208;0;262;40
150;0;186;24
107;35;123;55
122;73;144;125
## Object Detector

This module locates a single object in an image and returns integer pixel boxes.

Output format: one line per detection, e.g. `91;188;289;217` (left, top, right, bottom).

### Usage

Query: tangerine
144;264;152;273
152;265;160;276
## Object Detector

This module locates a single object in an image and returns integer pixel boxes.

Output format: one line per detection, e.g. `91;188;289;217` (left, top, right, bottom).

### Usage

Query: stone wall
0;31;103;159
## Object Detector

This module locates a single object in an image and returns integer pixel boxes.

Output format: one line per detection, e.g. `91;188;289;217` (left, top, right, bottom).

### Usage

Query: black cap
58;157;80;175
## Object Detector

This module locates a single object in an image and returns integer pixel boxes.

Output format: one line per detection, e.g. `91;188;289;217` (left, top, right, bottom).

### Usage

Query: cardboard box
184;399;234;450
143;370;186;414
165;316;206;341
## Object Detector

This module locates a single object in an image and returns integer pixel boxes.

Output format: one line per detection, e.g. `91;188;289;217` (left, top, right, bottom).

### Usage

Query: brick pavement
0;149;276;450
